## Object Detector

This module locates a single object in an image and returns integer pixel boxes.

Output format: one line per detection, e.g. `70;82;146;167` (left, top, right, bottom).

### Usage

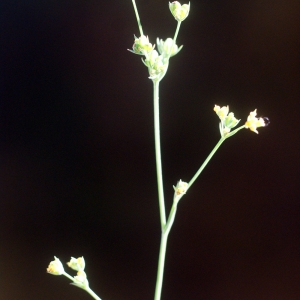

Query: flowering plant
47;2;269;300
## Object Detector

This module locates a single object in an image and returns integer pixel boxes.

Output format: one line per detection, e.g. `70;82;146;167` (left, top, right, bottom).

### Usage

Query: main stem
153;80;166;228
154;231;169;300
153;80;168;300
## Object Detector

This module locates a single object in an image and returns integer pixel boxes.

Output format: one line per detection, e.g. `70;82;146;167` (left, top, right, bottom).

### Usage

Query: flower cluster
143;50;167;79
130;35;182;80
214;105;269;137
47;256;89;289
214;105;240;137
129;2;190;80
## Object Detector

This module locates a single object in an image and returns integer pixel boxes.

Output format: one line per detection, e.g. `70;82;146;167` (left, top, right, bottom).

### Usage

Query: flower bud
71;270;89;289
74;270;88;284
147;49;159;65
173;179;189;196
144;50;167;79
157;38;183;58
169;2;190;22
67;256;85;271
129;35;154;55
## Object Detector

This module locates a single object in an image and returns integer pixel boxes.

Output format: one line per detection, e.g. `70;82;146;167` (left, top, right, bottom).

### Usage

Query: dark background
2;0;300;299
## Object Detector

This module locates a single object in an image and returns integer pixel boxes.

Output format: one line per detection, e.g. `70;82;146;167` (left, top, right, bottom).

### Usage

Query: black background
2;0;300;299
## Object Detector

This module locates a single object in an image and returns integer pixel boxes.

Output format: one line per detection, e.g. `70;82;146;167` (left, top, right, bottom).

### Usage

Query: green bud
156;38;183;58
72;270;89;289
144;50;167;79
129;35;154;55
67;257;85;271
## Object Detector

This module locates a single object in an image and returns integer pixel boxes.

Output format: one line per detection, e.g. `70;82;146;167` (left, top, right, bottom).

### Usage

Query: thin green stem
153;80;166;227
154;232;169;300
173;21;181;44
154;199;179;300
188;137;226;190
165;199;179;235
131;0;143;36
63;272;102;300
225;125;245;138
188;124;247;191
63;272;74;281
153;79;169;300
85;287;102;300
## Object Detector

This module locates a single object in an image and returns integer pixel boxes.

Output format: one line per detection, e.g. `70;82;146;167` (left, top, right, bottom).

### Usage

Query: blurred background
1;0;300;299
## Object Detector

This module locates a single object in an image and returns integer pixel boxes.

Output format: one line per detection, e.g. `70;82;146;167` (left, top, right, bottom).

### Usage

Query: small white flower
67;256;85;271
173;179;189;196
144;50;167;79
169;2;190;22
156;38;183;58
214;105;240;137
129;35;155;55
73;270;89;288
47;256;64;275
214;105;229;121
245;109;269;134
